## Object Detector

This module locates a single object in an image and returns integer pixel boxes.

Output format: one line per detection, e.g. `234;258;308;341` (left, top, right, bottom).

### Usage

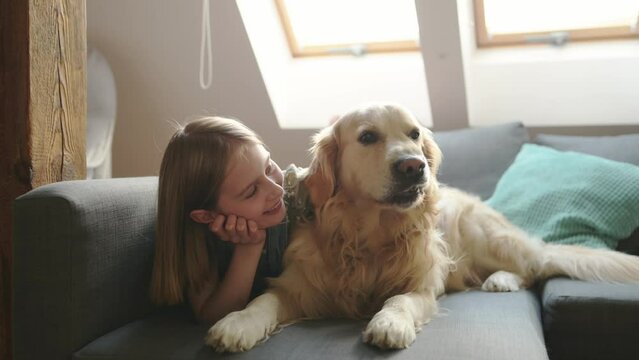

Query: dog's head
306;103;442;210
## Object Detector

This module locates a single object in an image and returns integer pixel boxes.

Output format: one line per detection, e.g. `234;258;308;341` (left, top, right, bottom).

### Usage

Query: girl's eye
267;160;278;175
246;186;257;199
409;129;420;140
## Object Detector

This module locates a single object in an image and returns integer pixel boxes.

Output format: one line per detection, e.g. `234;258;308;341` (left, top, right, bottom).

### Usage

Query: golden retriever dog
205;103;639;352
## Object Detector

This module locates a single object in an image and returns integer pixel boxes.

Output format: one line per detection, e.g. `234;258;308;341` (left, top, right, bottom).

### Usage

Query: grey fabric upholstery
74;291;548;360
541;278;639;360
434;122;529;200
535;133;639;166
13;177;159;360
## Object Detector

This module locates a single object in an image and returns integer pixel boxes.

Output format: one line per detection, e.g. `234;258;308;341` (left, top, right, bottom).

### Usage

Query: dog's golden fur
206;103;639;352
267;110;450;320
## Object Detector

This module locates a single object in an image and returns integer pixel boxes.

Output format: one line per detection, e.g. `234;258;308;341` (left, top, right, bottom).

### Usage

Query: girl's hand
209;214;266;245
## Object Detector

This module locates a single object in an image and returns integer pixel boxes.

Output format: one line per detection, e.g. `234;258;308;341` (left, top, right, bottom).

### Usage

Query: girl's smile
216;143;286;228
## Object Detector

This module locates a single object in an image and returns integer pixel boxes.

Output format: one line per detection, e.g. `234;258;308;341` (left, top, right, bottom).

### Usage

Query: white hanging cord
199;0;212;90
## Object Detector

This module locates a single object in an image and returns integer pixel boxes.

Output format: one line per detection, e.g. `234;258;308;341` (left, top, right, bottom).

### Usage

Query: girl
150;116;293;325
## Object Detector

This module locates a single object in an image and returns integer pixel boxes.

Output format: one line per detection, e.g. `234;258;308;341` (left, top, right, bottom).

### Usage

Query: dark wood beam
0;1;86;359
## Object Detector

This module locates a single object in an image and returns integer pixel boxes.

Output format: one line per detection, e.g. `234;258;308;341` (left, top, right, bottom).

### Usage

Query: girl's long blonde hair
150;116;263;305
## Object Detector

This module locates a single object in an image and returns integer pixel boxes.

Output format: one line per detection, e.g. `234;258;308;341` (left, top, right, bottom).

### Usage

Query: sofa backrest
433;122;529;200
13;177;159;360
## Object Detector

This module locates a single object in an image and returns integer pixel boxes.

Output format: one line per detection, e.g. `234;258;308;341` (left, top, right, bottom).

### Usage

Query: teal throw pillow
485;144;639;249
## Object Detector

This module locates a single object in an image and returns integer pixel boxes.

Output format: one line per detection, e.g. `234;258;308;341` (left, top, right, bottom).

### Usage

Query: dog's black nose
393;157;426;183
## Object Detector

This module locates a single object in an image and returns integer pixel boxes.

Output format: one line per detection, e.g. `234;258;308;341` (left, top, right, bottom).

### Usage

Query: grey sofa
13;123;639;360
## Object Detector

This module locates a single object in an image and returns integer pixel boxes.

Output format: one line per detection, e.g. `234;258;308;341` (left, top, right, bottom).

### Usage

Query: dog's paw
481;271;523;292
204;311;270;352
363;309;416;349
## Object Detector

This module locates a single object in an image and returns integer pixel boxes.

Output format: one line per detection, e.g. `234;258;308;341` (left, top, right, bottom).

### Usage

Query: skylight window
275;0;420;57
475;0;639;47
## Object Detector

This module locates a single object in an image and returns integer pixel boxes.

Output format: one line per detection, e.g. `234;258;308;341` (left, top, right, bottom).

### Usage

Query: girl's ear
189;209;217;224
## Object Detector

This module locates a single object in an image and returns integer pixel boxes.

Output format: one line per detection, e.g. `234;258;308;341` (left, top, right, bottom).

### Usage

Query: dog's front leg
205;291;288;352
363;291;438;349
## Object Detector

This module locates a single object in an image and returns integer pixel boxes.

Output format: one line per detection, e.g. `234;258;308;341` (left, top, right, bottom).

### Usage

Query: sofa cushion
433;122;529;200
541;278;639;360
535;132;639;254
486;144;639;249
74;291;547;360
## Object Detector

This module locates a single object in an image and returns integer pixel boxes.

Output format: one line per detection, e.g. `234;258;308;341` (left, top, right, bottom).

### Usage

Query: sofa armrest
541;278;639;360
13;177;158;360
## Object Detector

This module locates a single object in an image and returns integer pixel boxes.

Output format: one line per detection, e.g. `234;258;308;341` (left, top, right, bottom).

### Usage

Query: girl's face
216;143;286;229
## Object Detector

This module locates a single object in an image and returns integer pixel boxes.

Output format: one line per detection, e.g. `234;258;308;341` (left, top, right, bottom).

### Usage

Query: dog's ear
421;127;442;180
306;124;339;208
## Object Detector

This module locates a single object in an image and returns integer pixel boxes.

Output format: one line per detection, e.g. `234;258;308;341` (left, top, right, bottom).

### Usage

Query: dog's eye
358;131;378;145
409;129;420;140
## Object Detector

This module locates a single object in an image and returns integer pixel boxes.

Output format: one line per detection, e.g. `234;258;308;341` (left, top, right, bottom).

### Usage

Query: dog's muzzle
384;156;427;207
384;185;425;208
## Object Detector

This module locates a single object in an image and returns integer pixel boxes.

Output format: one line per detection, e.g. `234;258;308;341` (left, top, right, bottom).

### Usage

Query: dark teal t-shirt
210;220;289;299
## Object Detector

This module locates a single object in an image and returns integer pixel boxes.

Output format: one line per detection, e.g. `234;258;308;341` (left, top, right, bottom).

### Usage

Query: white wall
88;0;639;177
88;0;316;177
457;0;639;127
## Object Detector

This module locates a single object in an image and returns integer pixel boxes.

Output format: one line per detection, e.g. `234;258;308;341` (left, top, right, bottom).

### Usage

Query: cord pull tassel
199;0;212;90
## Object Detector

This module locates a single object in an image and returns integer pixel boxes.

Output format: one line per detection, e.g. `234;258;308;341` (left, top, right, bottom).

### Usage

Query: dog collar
283;164;315;230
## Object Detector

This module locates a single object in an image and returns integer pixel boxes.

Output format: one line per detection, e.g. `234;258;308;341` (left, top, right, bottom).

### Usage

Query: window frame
274;0;420;57
473;0;639;47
